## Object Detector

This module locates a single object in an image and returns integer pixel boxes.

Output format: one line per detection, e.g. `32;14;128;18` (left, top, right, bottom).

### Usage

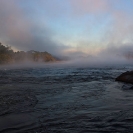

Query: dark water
0;66;133;133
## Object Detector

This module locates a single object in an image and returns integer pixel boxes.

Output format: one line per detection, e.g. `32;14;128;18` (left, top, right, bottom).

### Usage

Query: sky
0;0;133;59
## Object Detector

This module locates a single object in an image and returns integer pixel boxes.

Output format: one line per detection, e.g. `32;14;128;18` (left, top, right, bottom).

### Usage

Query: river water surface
0;65;133;133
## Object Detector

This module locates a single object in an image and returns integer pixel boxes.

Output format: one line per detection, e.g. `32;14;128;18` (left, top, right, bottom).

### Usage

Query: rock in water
116;71;133;84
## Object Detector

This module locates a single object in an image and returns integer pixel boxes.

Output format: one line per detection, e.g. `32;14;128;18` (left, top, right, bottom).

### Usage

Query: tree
0;42;14;64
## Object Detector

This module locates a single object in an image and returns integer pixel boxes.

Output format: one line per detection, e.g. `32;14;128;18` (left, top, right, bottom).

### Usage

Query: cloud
1;0;133;62
68;0;133;55
0;0;32;45
70;0;110;15
99;43;133;56
0;0;69;56
104;11;133;44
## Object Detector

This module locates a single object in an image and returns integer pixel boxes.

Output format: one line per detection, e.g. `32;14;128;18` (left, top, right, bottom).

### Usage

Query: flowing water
0;65;133;133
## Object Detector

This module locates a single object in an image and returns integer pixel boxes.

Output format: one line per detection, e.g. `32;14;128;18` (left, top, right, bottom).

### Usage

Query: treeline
0;42;57;64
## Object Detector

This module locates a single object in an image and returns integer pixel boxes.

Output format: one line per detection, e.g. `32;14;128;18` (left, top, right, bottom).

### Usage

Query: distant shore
0;42;59;64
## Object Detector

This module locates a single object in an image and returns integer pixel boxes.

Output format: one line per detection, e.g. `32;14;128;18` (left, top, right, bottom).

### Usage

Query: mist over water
1;53;132;70
0;44;133;70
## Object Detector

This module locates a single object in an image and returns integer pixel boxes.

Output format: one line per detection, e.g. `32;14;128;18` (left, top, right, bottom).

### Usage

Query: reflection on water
0;66;133;132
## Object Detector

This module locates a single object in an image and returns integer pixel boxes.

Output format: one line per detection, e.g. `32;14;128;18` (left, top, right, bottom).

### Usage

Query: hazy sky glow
1;0;133;58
